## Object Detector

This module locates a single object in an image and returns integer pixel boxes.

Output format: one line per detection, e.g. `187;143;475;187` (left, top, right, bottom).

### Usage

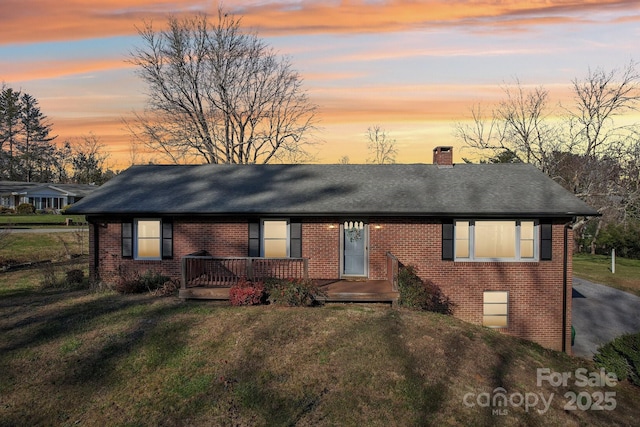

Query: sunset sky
1;1;639;168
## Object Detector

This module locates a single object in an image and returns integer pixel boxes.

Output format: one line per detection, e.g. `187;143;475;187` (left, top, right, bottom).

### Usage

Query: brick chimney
433;146;453;167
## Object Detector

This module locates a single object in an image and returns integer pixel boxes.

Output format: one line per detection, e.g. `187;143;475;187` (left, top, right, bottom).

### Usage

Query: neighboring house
0;181;98;211
67;147;598;353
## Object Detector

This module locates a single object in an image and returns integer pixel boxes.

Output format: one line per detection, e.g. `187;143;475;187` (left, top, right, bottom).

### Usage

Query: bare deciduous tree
454;80;558;172
562;62;640;250
567;61;640;157
70;133;112;184
127;10;318;164
366;125;397;164
498;82;559;171
455;63;640;254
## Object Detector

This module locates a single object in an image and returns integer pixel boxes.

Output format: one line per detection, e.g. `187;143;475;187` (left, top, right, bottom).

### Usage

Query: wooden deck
318;280;399;304
178;279;399;304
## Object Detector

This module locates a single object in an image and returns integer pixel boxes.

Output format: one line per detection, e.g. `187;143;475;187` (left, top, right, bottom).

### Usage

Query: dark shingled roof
66;163;598;217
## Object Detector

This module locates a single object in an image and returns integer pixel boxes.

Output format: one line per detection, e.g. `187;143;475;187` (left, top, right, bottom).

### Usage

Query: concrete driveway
572;277;640;358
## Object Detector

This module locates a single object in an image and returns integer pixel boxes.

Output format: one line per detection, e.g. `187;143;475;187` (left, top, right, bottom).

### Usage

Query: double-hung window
248;219;302;258
122;219;172;260
262;219;289;258
136;220;162;260
455;220;538;261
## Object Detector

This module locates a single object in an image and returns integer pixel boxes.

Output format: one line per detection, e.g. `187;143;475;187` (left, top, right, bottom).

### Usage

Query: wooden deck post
386;252;399;292
180;257;187;290
246;257;254;281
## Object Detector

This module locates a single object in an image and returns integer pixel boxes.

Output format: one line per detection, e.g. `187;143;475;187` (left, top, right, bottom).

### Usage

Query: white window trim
260;219;290;258
455;220;539;262
134;218;162;261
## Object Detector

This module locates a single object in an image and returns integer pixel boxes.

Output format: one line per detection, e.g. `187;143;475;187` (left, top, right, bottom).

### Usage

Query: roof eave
79;210;601;218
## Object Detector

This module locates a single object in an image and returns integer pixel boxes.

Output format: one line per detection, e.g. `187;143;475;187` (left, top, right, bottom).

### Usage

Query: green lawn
573;253;640;297
0;214;87;226
0;231;89;266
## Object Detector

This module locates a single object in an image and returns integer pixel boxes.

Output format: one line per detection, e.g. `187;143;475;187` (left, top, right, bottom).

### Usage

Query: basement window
483;291;508;328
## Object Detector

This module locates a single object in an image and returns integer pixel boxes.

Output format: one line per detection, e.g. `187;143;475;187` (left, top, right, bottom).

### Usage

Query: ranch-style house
67;147;598;353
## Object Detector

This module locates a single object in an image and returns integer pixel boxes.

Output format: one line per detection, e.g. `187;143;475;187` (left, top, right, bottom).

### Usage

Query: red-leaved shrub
229;278;265;306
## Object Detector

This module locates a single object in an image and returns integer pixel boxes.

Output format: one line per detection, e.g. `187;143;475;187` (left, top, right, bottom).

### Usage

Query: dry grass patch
1;282;640;426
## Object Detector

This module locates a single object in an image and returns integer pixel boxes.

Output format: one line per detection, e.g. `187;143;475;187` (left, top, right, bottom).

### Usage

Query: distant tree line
455;61;640;258
0;84;114;184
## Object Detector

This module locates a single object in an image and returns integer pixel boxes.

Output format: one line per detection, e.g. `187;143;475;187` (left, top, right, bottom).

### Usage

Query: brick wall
366;218;572;352
366;218;571;352
92;217;247;285
90;216;572;352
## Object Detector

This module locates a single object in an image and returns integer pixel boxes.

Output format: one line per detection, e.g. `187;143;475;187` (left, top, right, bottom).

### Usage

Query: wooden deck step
179;279;399;304
320;292;398;303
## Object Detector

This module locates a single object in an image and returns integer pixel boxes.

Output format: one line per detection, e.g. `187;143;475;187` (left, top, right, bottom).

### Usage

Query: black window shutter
248;220;260;257
122;221;133;258
540;223;552;261
290;221;302;258
442;222;454;261
162;221;173;259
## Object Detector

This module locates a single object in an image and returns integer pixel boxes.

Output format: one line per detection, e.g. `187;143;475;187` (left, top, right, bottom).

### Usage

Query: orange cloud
0;0;197;44
241;0;640;35
2;1;640;44
1;58;133;83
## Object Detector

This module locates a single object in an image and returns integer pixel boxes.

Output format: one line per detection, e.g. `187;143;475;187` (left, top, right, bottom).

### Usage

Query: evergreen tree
0;86;22;179
17;93;57;182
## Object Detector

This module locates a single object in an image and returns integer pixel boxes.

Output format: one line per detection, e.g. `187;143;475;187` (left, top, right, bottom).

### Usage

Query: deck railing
181;255;309;288
386;252;401;292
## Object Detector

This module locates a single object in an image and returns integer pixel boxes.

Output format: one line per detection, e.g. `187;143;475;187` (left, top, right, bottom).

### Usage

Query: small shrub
39;263;59;289
40;265;89;290
16;203;35;215
594;332;640;386
151;279;180;297
115;269;171;294
66;269;84;285
397;265;453;314
229;278;265;306
0;206;15;214
264;277;326;307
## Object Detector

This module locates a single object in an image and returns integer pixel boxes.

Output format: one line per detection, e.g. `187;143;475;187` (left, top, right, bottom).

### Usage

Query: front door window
343;221;367;276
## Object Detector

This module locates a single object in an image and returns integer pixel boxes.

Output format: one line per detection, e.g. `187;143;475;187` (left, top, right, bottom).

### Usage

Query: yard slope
1;286;639;426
